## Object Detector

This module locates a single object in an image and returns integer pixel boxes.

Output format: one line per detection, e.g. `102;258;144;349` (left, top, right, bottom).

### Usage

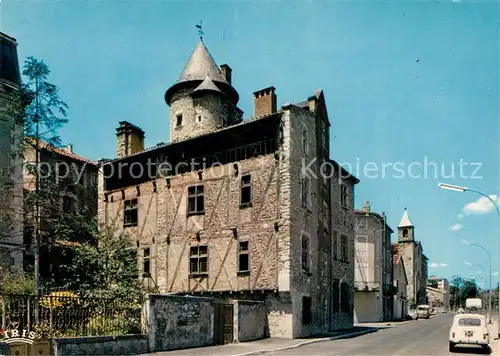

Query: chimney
363;201;370;213
253;86;277;118
116;121;145;159
220;64;232;85
65;144;73;153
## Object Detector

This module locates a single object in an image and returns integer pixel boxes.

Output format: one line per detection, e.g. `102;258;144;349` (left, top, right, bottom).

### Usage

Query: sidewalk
140;326;377;356
489;317;499;355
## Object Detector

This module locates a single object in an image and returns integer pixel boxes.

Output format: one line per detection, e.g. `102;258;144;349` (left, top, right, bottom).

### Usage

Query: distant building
98;39;360;339
427;276;450;312
396;209;428;308
353;201;394;322
392;244;408;320
0;31;23;278
23;138;97;282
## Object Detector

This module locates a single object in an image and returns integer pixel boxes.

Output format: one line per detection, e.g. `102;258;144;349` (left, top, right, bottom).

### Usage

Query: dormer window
176;114;183;127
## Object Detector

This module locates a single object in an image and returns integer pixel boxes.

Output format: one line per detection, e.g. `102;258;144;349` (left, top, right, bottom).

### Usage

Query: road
267;314;493;355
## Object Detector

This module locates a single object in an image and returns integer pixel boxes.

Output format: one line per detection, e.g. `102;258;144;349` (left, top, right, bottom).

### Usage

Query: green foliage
0;270;36;294
450;276;479;309
60;227;146;305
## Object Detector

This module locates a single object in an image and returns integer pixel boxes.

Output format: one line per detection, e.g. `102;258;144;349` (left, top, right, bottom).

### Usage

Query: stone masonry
98;39;359;339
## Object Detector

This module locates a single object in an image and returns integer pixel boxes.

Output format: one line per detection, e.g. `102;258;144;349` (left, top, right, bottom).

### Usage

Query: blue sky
3;1;499;287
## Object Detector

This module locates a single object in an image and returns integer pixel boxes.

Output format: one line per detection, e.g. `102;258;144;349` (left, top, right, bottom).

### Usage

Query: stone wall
235;300;268;342
52;335;148;356
147;294;214;352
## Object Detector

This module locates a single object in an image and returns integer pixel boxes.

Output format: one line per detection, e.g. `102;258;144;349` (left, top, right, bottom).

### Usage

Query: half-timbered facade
98;39;359;339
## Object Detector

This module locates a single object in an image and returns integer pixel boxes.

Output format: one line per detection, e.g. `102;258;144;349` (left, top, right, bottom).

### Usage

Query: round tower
165;40;240;142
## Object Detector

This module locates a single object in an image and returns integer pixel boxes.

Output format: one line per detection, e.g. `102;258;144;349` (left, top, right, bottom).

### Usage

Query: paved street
267;314;495;355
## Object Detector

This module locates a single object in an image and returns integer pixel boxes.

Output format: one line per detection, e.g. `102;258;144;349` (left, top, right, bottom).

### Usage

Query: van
416;304;431;319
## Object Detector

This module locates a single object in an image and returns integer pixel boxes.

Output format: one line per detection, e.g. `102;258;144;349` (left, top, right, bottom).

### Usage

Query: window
302;235;309;272
189;245;208;276
188;185;204;215
301;177;311;209
341;282;350;312
356;236;368;257
197;115;202;122
403;228;408;238
176;113;183;126
302;128;308;155
143;248;151;277
332;279;340;312
340;184;348;207
62;196;75;213
332;230;338;260
238;240;250;273
302;296;312;324
240;174;252;207
124;198;138;226
458;318;481;326
341;235;348;262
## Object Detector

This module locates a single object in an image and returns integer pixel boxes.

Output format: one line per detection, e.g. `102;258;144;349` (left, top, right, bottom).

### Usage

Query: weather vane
196;21;204;41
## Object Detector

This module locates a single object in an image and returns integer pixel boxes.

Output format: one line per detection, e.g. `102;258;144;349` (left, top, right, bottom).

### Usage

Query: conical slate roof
165;40;239;105
191;75;224;96
176;41;228;84
398;209;414;228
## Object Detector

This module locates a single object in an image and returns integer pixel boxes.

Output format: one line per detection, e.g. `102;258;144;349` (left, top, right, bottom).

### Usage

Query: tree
2;56;68;292
59;227;147;303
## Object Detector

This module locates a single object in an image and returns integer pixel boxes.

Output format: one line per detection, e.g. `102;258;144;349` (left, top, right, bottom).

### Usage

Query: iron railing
0;294;142;339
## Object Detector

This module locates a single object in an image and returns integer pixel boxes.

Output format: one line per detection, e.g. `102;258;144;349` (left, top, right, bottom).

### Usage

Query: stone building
392;244;408;320
427;276;450;312
0;32;23;277
23;138;98;281
98;39;359;339
396;208;428;308
353;201;394;322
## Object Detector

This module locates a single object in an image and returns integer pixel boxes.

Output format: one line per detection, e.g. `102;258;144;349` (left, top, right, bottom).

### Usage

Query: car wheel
449;342;455;352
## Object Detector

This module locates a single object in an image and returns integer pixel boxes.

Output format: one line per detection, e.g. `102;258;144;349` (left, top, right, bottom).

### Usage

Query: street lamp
439;182;500;336
460;239;492;323
464;262;487;311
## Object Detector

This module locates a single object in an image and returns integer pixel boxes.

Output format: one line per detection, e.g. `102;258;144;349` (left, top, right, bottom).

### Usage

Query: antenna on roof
196;21;204;42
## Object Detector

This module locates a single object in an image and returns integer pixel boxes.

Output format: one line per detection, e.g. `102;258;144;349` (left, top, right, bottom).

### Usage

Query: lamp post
461;239;492;323
464;261;487;311
439;183;500;336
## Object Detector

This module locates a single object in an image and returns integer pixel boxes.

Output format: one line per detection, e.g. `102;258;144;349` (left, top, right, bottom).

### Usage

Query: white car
449;313;489;352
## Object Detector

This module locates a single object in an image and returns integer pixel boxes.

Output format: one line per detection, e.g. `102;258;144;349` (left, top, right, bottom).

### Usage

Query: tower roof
398;208;414;228
165;40;238;105
190;75;224;97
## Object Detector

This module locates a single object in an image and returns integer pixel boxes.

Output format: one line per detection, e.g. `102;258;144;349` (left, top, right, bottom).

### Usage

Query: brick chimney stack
220;64;232;85
253;86;277;118
116;121;145;159
363;201;371;213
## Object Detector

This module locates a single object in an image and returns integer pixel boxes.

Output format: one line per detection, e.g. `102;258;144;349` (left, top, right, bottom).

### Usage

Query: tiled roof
25;137;96;165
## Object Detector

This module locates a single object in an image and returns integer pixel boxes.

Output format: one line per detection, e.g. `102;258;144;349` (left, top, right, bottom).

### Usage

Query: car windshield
458;318;481;326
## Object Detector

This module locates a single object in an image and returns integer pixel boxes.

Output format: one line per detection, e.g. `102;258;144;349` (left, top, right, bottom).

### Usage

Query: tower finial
196;21;204;41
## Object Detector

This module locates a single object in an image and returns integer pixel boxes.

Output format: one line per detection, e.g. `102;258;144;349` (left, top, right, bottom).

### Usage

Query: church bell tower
398;208;415;243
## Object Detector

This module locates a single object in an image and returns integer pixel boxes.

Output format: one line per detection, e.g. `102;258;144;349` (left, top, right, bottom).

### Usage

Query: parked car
449;313;489;352
416;305;431;319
